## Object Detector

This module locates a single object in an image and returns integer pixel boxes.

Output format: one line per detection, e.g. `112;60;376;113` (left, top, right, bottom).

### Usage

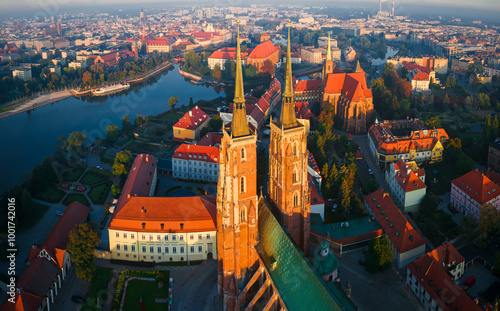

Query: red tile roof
403;61;433;74
428;242;465;267
109;196;216;232
173;106;210;130
324;67;371;102
247;40;280;60
173;144;220;163
294;79;322;92
407;253;482;311
295;102;314;119
209;47;249;60
393;159;427;193
412;72;430;81
451;169;500;205
198;132;223;146
365;190;425;254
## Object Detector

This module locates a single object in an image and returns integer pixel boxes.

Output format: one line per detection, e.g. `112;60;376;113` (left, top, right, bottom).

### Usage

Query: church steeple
231;20;250;137
355;60;362;73
280;20;297;128
326;31;332;61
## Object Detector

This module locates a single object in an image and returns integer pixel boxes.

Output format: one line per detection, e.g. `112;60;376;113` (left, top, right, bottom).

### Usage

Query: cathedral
216;21;356;311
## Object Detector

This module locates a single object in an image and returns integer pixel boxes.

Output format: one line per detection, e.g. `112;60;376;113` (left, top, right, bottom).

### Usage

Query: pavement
51;268;89;311
0;90;73;119
460;262;500;300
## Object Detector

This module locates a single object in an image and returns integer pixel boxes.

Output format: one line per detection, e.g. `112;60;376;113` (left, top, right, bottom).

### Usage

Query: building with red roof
0;202;90;311
365;190;426;268
172;106;210;142
260;32;270;43
208;47;249;70
145;37;176;53
385;159;427;213
246;40;280;74
411;72;430;93
172;144;220;182
198;132;223;147
368;119;449;168
450;169;500;219
406;243;481;311
108;154;217;263
322;63;374;133
294;79;322;102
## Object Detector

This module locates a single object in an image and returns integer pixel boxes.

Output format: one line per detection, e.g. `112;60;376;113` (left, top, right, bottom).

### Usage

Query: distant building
172;144;220;182
246;40;280;74
387;56;448;74
68;60;87;69
301;46;323;64
318;36;338;48
365;190;426;268
410;72;430;94
172;106;210;142
260;32;270;42
49;66;61;77
12;68;32;81
208;47;248;70
406;242;481;311
294;79;322;102
450;169;500;218
385;159;427;213
42;50;53;59
145;37;176;53
368;119;449;168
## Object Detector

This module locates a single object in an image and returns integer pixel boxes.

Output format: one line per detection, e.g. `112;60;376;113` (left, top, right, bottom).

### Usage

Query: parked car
56;211;64;216
462;275;476;290
71;295;84;304
96;165;103;170
368;169;373;175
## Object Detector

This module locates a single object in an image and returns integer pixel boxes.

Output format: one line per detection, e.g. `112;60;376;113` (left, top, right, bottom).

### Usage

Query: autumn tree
479;203;500;239
425;116;442;129
135;114;145;126
122;115;132;132
67;223;100;281
168;96;179;110
67;131;87;149
262;59;275;77
82;71;92;86
363;236;393;273
210;115;223;131
106;124;120;143
112;150;133;176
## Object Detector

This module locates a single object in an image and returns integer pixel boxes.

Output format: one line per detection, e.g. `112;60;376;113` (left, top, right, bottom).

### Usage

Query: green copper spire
280;20;297;128
326;31;332;61
231;20;250;137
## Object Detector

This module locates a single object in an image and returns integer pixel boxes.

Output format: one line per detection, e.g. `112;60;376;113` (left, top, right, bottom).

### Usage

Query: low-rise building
365;190;426;268
406;242;480;311
12;67;32;81
385;159;426;213
410;72;430;94
294;79;322;102
172;106;210;143
246;40;280;74
368;119;449;168
172;144;220;182
207;47;248;70
301;46;323;64
450;169;500;218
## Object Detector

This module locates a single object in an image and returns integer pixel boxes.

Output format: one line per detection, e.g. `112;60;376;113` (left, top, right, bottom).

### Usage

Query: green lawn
0;98;31;113
35;184;66;203
84;267;114;310
62;167;85;182
88;182;112;204
63;194;90;206
81;170;111;185
126;141;160;154
19;202;51;232
123;279;169;311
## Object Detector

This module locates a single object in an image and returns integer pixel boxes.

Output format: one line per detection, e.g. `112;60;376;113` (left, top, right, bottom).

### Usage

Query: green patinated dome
312;242;339;276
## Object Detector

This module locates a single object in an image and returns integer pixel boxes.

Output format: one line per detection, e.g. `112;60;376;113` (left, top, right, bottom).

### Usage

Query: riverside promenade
0;89;73;120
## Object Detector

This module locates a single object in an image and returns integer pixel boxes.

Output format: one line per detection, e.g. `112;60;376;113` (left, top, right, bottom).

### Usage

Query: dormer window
142;223;146;229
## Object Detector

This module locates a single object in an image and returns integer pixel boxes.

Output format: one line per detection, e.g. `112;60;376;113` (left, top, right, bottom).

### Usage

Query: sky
0;0;499;19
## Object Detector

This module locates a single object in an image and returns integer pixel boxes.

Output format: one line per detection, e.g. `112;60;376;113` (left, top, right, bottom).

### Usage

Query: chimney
189;111;192;117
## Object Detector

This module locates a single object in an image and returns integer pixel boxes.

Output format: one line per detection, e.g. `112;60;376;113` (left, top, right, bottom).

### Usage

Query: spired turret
280;20;299;129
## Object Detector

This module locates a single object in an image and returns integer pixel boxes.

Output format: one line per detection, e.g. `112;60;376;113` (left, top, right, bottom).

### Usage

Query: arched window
240;177;246;194
240;206;247;223
241;147;246;161
293;191;300;207
293;143;298;157
293;168;298;183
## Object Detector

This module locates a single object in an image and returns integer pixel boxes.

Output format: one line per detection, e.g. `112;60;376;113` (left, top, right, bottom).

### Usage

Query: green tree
106;124;119;143
479;203;500;239
245;65;257;78
67;223;100;281
122;115;132;132
420;194;438;217
112;150;133;176
367;178;379;193
339;178;351;220
67;131;87;149
168;96;179;110
363;236;393;273
111;184;121;197
135;114;145;126
189;96;194;107
210;115;223;132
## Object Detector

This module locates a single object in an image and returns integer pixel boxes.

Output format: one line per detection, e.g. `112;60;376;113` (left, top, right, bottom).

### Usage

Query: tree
339;178;351;220
112;150;133;176
106;124;119;143
20;188;33;220
447;137;462;150
420;194;438;217
210;115;223;132
200;127;209;138
363;236;393;273
67;131;87;149
189;96;194;107
367;178;379;193
122;115;132;132
67;223;100;281
82;71;92;86
168;96;179;110
479;203;500;239
245;65;257;78
111;184;121;197
135;114;145;126
425;116;442;129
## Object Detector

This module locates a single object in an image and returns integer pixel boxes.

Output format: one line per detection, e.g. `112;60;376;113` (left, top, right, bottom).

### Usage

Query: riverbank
0;90;73;120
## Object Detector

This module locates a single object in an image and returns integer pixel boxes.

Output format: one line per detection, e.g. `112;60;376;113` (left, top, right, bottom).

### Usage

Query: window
157;246;162;253
149;235;153;241
164;246;169;253
149;246;154;253
293;191;299;207
131;245;136;252
116;243;120;251
178;129;180;134
190;234;194;240
240;176;246;194
198;234;202;240
241;147;246;161
190;246;195;253
161;223;164;230
173;246;177;254
293;169;298;183
165;235;168;241
124;244;128;251
206;233;211;239
180;246;185;253
131;234;135;239
172;235;177;241
198;245;203;253
157;235;161;241
180;235;184;241
142;223;146;229
241;206;247;223
142;245;146;253
116;232;120;238
142;235;145;240
123;233;127;239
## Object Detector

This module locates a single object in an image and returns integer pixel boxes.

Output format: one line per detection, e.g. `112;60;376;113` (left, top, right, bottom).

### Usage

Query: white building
172;144;220;182
301;46;323;64
318;36;338;48
12;68;32;81
410;72;430;94
68;60;87;69
385;159;427;213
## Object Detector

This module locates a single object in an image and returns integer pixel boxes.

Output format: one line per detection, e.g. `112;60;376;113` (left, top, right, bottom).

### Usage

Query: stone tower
322;31;334;83
268;21;311;255
217;20;259;311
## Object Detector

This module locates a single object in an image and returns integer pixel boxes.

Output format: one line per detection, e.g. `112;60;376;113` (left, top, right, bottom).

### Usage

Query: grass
62;167;85;182
126;140;160;154
19;202;51;232
35;184;66;203
63;194;90;206
81;170;111;185
122;275;170;311
0;98;31;114
88;182;112;204
84;267;114;310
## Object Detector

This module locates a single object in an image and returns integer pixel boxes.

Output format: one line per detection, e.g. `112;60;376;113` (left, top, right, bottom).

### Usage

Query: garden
35;184;66;203
62;193;90;206
61;167;85;182
81;168;112;185
88;182;112;204
414;210;460;247
84;267;114;310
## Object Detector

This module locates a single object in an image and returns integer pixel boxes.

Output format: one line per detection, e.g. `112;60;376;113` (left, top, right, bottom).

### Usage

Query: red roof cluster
324;68;372;102
412;72;430;81
403;61;433;74
365;190;425;254
173;144;220;163
295;102;314;120
451;169;500;205
209;47;249;60
173;106;210;130
247;40;280;60
294;79;322;92
198;132;223;146
392;159;427;193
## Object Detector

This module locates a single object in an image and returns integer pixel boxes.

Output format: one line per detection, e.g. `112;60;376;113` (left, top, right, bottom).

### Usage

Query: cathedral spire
231;20;250;137
280;20;297;128
326;31;332;61
355;60;362;73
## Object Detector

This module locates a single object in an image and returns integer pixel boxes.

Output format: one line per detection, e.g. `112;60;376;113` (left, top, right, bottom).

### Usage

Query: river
0;64;225;192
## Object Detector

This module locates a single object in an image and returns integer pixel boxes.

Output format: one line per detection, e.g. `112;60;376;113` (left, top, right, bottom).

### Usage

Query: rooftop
311;214;382;245
173;106;210;131
451;169;500;205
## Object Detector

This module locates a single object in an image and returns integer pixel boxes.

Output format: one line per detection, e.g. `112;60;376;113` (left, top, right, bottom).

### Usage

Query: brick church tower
217;21;259;310
322;31;334;83
268;21;311;255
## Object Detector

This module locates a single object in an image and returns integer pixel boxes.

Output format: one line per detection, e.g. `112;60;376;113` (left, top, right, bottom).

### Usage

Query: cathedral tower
268;21;311;255
322;31;334;83
217;20;259;311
